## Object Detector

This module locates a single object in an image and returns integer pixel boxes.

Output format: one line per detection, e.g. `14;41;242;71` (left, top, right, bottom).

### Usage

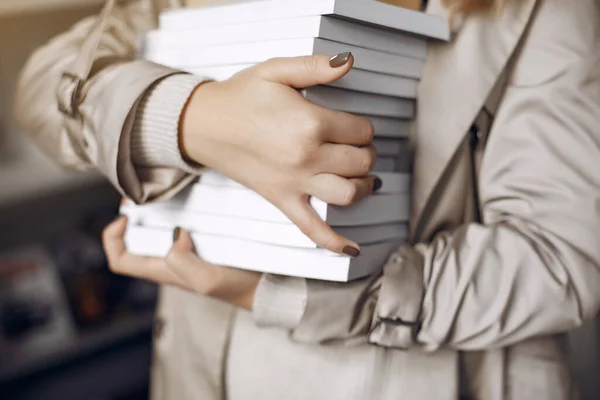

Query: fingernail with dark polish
343;246;361;257
329;52;352;68
372;177;383;192
173;227;181;242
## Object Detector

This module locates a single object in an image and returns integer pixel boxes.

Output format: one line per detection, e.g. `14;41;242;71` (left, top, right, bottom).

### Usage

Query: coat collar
410;0;538;241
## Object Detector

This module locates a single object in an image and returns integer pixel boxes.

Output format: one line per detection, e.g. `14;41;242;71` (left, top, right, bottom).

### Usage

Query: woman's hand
103;216;260;310
180;53;377;257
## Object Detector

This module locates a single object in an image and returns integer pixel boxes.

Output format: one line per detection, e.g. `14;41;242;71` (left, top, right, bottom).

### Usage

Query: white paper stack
124;0;449;281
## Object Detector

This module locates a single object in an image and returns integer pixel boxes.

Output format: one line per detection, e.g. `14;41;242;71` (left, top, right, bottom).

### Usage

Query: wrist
179;80;220;166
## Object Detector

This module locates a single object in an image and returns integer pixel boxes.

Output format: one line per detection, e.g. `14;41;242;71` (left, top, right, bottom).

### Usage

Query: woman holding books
14;0;600;398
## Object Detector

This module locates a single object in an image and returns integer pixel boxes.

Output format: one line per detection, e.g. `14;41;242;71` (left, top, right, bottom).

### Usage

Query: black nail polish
343;246;360;257
173;227;181;242
329;52;352;68
373;177;383;192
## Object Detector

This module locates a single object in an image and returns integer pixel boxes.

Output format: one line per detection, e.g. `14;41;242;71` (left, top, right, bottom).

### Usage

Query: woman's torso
148;0;587;399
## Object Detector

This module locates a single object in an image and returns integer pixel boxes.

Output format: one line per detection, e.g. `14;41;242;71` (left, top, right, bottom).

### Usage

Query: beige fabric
130;74;205;172
271;1;600;398
252;274;307;329
13;0;600;398
13;0;198;203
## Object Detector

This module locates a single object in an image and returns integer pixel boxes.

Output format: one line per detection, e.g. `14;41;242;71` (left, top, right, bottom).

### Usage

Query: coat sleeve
253;0;600;351
13;0;206;202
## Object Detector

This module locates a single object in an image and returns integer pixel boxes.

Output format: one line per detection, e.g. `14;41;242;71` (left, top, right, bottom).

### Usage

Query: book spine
373;138;410;156
360;115;411;137
196;170;411;194
303;86;414;118
188;64;418;98
122;205;318;247
124;225;403;281
155;37;423;78
124;225;354;281
126;185;409;226
320;17;428;61
122;204;409;247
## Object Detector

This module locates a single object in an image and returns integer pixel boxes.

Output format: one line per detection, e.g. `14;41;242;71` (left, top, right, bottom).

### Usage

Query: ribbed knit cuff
131;73;206;172
253;274;308;329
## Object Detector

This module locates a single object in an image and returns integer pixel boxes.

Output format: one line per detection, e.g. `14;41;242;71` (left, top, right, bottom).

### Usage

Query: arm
13;2;378;253
254;1;600;350
13;0;205;203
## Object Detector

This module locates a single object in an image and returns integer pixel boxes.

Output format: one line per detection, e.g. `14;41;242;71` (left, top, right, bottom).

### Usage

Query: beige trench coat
13;0;600;398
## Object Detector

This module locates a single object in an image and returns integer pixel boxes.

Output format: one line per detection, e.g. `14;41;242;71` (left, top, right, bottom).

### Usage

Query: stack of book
122;0;449;282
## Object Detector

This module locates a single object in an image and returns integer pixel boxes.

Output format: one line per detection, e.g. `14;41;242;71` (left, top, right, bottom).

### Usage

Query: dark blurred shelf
0;311;154;385
0;176;120;252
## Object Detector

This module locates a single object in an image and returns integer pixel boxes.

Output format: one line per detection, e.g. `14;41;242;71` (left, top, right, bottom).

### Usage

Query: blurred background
0;1;599;400
0;2;156;399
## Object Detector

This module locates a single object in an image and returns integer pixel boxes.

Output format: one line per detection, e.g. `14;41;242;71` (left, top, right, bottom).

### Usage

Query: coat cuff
368;245;425;349
290;277;377;345
253;274;307;329
276;244;425;348
131;73;206;173
80;60;197;203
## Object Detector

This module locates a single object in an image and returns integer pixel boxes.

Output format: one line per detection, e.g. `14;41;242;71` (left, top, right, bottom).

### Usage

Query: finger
166;229;220;295
110;252;181;285
314;144;376;177
171;226;195;252
320;111;374;145
166;228;200;269
256;53;354;89
284;196;361;256
102;215;130;257
308;174;378;206
102;216;183;286
167;229;260;307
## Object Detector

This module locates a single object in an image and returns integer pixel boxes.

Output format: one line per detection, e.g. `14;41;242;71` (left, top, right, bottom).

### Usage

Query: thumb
257;52;353;89
171;227;195;253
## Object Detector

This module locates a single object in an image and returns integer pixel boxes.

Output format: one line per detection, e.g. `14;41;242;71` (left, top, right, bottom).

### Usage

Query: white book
302;86;414;118
184;66;417;100
372;157;397;172
396;163;412;173
125;185;410;226
121;205;408;248
373;138;409;157
144;15;428;62
124;225;402;281
362;115;411;138
186;63;416;98
151;37;422;80
184;64;253;80
196;171;411;194
159;0;450;42
373;141;413;171
335;224;408;246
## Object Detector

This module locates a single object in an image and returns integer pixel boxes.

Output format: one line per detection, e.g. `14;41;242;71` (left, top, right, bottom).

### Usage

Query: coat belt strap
57;0;117;118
